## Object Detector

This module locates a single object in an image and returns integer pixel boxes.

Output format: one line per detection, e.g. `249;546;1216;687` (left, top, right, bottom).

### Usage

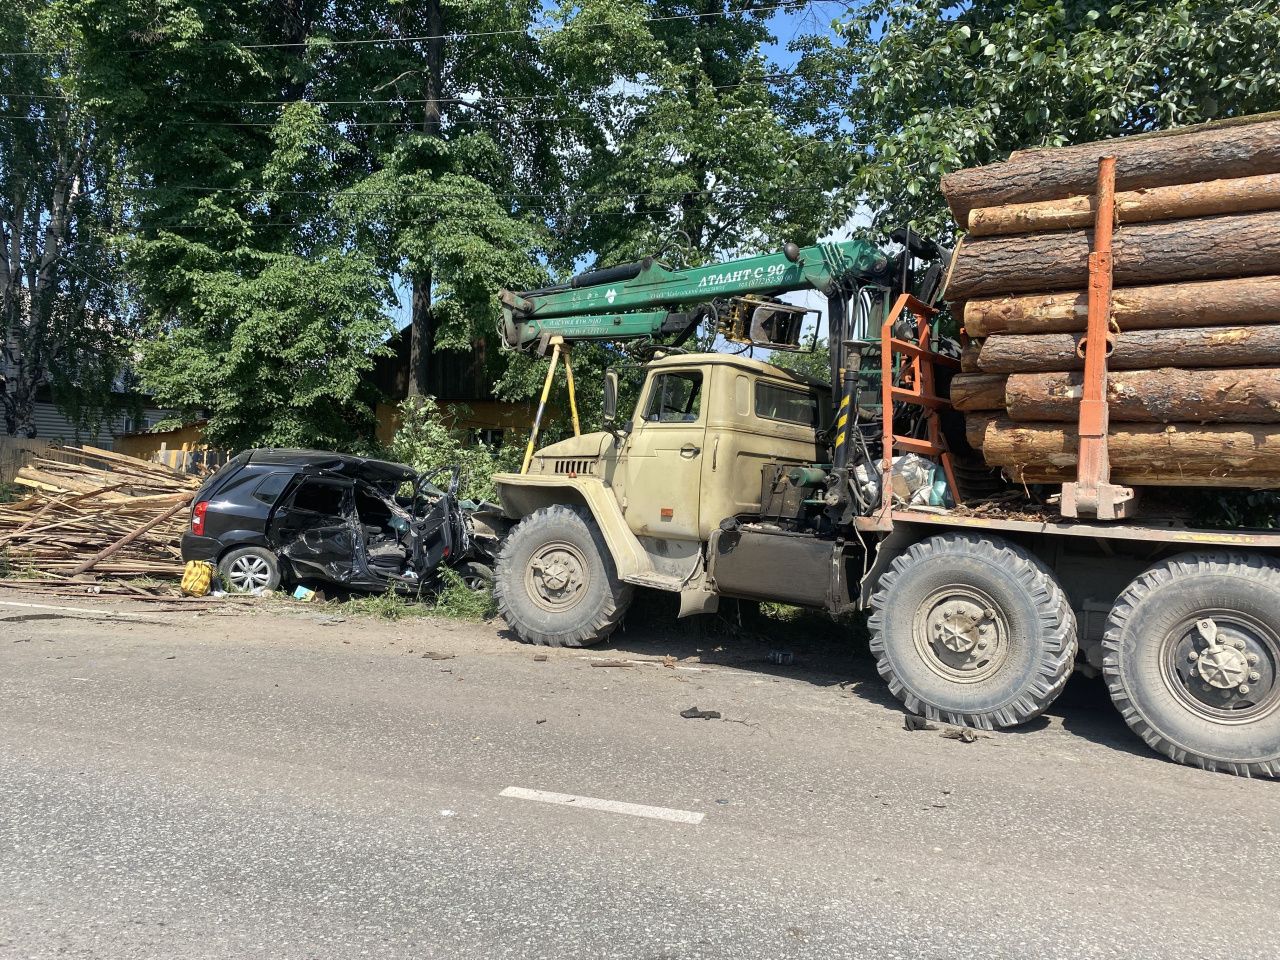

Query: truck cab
496;353;826;599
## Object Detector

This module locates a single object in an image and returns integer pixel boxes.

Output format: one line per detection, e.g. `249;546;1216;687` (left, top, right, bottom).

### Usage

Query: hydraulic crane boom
498;239;897;353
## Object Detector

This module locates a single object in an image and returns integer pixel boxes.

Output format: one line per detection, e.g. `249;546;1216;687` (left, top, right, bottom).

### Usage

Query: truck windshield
644;371;703;423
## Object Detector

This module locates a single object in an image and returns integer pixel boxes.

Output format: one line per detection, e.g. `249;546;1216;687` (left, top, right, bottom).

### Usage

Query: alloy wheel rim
228;555;271;593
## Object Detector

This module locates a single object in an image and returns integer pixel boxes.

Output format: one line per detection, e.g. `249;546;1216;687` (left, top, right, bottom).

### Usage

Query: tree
0;1;131;437
796;0;1280;239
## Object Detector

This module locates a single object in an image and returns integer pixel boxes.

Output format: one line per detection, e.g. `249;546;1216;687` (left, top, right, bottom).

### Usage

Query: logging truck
490;115;1280;778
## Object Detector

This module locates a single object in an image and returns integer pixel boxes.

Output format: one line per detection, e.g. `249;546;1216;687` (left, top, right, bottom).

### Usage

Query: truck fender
493;474;653;582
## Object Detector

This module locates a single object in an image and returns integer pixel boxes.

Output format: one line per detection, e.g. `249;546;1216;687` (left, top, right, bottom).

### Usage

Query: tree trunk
407;0;444;398
949;373;1008;411
963;275;1280;337
941;115;1280;224
1004;368;1280;423
976;324;1280;374
1012;465;1279;489
968;416;1280;481
945;209;1280;300
967;172;1280;236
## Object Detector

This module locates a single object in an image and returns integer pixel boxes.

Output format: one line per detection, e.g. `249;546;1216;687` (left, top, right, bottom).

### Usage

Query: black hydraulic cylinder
570;259;651;289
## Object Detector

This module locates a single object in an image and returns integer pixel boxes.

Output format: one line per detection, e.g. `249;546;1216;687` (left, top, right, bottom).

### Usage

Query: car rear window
252;472;291;505
290;480;346;517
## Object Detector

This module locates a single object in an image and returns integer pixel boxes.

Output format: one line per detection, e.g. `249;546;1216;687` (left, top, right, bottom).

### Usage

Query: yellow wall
375;400;546;448
113;422;210;460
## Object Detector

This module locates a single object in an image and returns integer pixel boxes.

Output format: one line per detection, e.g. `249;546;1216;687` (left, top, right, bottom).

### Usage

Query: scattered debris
767;650;795;666
0;445;198;586
903;714;938;732
421;651;455;660
661;655;677;668
535;718;547;725
680;706;722;720
941;727;986;743
291;585;316;602
590;660;633;668
532;654;548;662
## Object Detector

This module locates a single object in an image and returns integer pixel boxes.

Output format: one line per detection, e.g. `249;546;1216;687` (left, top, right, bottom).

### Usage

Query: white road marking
499;786;705;824
0;599;153;620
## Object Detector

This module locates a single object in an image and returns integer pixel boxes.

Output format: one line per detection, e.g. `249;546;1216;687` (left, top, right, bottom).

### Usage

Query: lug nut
1234;639;1247;650
1247;653;1259;665
977;641;988;650
1239;684;1251;695
1188;651;1200;661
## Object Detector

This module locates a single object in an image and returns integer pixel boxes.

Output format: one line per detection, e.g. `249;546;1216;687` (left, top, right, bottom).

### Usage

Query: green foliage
1;0;133;437
797;0;1280;239
339;587;424;621
1190;491;1280;530
430;568;497;621
769;339;832;383
388;395;520;502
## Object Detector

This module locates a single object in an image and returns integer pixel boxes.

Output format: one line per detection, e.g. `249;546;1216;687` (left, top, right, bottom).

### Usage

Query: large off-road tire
494;505;633;647
218;546;282;595
868;533;1077;729
1103;552;1280;778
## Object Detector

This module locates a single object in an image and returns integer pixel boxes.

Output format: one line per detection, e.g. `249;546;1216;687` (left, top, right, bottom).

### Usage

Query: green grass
331;571;496;623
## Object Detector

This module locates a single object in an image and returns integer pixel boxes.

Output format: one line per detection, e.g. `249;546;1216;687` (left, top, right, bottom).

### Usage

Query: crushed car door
268;476;359;583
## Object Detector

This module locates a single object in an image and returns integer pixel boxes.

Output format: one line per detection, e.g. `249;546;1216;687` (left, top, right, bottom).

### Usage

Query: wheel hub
913;588;1009;683
1165;614;1279;720
526;542;587;612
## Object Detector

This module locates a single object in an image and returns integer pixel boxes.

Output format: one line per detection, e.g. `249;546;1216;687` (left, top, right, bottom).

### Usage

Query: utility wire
0;0;836;58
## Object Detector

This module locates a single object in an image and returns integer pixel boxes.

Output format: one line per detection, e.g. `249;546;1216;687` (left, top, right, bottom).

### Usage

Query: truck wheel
1104;553;1280;777
868;533;1077;729
494;505;633;647
218;546;281;594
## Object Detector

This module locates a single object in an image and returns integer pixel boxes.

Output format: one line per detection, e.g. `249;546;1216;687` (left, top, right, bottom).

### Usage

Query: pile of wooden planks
944;113;1280;486
0;445;199;582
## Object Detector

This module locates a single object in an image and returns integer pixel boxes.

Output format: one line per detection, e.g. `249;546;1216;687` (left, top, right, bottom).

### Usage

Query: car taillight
191;501;208;536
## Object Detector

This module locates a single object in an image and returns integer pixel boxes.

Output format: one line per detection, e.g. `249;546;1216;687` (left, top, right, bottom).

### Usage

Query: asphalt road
1;589;1278;960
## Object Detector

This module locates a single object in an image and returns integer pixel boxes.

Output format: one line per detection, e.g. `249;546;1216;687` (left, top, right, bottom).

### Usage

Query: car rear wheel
219;546;282;595
457;561;493;591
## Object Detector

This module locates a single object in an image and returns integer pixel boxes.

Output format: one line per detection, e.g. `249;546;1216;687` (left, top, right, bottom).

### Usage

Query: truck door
621;367;707;540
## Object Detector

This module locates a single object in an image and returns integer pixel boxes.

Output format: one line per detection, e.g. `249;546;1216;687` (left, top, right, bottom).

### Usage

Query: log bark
963;275;1280;337
949;373;1008;411
1005;368;1280;423
976;324;1280;374
941;116;1280;224
960;340;982;373
969;417;1280;481
967;173;1280;236
945;210;1280;301
1012;465;1279;488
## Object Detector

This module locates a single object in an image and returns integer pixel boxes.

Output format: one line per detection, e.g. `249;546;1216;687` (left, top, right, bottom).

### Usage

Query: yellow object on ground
181;560;214;597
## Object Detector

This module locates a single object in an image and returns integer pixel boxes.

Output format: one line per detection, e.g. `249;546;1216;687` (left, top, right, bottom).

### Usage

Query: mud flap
678;586;719;618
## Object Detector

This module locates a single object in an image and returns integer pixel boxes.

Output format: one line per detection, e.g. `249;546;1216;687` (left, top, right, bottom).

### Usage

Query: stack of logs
0;445;198;581
943;113;1280;487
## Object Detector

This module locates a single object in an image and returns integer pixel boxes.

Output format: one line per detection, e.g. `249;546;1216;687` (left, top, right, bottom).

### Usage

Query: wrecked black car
181;449;501;595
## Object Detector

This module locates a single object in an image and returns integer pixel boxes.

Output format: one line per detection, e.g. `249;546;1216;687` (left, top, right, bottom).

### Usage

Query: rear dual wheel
869;533;1077;729
1104;553;1280;778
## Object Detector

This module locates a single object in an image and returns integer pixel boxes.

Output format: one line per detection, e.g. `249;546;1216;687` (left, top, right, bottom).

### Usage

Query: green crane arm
498;239;894;351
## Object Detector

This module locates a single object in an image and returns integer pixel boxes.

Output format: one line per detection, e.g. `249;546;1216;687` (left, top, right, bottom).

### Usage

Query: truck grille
552;458;596;476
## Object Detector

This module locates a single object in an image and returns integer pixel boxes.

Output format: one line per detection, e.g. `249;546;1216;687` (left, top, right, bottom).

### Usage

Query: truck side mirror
602;369;620;426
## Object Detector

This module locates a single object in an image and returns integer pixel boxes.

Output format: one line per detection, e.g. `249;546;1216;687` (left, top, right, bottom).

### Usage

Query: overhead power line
0;1;835;58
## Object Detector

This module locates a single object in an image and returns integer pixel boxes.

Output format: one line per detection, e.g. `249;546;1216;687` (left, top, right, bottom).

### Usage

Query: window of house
755;382;819;427
643;371;703;423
